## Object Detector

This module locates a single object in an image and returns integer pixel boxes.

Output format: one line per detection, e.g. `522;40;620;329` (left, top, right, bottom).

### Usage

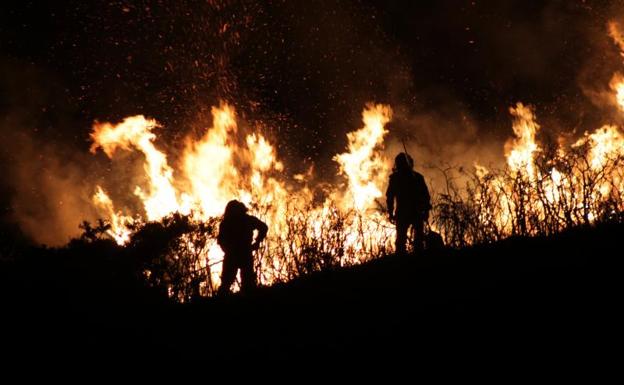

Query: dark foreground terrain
1;223;620;373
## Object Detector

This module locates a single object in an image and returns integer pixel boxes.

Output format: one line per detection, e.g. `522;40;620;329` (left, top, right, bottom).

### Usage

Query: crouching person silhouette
386;152;431;255
217;200;268;296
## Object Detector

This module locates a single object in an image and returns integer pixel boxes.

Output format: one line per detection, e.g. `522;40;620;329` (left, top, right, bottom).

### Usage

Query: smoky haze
0;60;102;245
0;0;621;245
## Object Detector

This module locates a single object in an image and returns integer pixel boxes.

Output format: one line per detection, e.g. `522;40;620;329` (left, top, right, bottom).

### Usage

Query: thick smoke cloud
3;132;99;246
384;105;503;195
0;60;102;245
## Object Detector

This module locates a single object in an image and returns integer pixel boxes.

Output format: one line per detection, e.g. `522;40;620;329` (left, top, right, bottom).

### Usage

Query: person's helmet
394;152;414;171
224;199;248;218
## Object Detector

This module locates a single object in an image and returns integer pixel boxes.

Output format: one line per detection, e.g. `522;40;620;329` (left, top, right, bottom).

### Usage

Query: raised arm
251;216;268;249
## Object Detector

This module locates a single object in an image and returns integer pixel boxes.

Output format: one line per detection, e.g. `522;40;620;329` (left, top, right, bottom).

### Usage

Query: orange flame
505;102;540;178
608;21;624;58
81;19;624;297
90;115;180;220
334;104;392;211
89;103;397;293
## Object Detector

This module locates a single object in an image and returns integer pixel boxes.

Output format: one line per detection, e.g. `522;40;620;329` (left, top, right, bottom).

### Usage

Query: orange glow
82;19;624;298
90;103;396;294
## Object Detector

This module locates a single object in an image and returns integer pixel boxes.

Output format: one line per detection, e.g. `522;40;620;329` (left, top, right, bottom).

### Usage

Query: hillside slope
1;224;620;371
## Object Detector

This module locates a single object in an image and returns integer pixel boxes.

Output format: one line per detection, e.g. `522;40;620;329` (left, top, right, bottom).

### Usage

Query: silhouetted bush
122;213;218;302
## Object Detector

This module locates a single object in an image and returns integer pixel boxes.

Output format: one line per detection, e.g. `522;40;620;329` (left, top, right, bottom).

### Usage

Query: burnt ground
0;223;620;375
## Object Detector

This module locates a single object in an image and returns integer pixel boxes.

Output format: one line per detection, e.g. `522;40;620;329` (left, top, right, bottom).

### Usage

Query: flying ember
82;19;624;299
90;103;396;294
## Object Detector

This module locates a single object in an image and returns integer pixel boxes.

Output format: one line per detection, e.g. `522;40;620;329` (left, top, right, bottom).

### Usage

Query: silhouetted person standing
386;152;431;255
217;200;268;295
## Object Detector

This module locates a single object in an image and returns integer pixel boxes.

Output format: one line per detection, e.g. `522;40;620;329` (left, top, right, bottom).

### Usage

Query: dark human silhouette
386;152;431;255
217;200;268;295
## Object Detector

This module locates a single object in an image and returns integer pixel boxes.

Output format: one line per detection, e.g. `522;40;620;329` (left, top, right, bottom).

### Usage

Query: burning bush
76;98;624;301
432;114;624;248
72;21;624;300
85;103;396;299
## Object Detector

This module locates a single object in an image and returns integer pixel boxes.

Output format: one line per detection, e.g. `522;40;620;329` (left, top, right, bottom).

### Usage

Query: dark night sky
1;0;622;238
1;1;615;143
